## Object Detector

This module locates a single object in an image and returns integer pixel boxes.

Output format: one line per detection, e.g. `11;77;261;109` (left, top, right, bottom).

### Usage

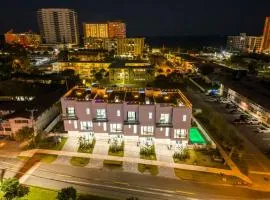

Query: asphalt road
21;163;270;200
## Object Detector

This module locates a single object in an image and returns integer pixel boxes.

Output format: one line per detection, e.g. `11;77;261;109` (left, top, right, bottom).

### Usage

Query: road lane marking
113;181;130;186
175;190;195;195
62;179;173;197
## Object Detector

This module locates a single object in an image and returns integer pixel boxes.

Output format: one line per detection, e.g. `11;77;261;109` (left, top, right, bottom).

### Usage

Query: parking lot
204;94;270;155
185;86;270;173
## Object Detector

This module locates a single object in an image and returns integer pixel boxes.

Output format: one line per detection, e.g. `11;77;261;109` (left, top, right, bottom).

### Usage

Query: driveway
155;143;175;178
87;138;109;169
123;139;140;174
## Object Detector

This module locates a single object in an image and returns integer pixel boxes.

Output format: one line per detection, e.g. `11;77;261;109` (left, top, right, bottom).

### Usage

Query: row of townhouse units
61;86;192;148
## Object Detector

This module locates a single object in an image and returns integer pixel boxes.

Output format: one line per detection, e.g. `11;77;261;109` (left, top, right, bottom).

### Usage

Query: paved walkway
88;139;109;169
123;140;140;174
155;143;176;178
19;148;252;184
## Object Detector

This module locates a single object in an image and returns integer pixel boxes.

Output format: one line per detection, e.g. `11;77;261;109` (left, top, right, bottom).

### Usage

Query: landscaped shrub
140;145;155;156
78;136;95;153
173;149;190;161
109;141;124;153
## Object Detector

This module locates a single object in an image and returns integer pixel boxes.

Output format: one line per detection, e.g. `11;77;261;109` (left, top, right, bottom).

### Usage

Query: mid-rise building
261;16;270;53
227;33;262;53
108;21;126;38
61;87;192;147
84;37;117;52
37;8;79;46
109;60;154;84
4;30;41;48
83;23;109;38
117;38;145;57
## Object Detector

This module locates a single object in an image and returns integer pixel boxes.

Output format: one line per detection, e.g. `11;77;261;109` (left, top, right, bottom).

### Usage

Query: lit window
174;129;187;138
165;128;170;137
80;121;93;130
110;124;122;133
74;121;78;129
103;123;107;131
183;115;187;122
160;113;169;123
141;126;154;135
149;112;152;119
128;111;136;121
117;110;121;117
97;109;106;118
86;108;90;115
134;125;137;134
67;107;75;115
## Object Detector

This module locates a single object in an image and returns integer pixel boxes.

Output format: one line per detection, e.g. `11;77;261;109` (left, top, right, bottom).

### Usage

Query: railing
62;114;78;120
124;119;140;125
156;121;173;127
92;117;108;122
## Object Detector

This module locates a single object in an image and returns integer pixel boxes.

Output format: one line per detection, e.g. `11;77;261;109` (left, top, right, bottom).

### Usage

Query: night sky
0;0;269;36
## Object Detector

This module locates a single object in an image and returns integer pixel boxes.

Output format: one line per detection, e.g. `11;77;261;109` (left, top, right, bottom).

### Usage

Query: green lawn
0;186;118;200
174;168;245;185
37;137;67;150
138;152;159;176
70;157;90;167
174;149;228;169
33;153;58;164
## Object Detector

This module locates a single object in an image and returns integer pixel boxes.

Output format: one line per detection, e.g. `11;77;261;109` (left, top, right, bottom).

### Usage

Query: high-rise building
108;21;126;38
37;8;79;45
83;23;109;38
117;38;145;56
4;30;41;48
261;16;270;53
227;33;262;53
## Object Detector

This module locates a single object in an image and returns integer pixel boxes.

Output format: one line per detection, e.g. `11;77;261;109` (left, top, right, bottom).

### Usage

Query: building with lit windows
108;21;126;38
52;61;111;79
4;30;41;48
117;38;145;57
261;16;270;53
227;33;262;53
83;23;109;38
37;8;79;46
109;60;154;84
61;86;192;147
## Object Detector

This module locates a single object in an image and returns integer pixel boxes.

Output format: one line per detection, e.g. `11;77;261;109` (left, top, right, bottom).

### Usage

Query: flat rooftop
63;87;192;107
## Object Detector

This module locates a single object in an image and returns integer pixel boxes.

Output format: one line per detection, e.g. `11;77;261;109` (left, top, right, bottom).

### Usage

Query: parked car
232;118;246;124
206;98;218;102
246;118;261;125
256;126;270;133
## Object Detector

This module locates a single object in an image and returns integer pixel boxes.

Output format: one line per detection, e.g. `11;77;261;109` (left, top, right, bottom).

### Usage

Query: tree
94;72;103;81
15;127;34;142
57;187;77;200
157;68;163;73
1;178;29;200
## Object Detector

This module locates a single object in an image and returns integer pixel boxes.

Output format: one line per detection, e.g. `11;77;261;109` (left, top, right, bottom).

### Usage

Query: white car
246;118;260;125
206;98;218;102
257;126;270;133
220;100;230;104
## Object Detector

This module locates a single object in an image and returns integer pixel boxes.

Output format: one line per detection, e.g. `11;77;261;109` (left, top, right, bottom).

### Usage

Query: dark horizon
0;0;269;37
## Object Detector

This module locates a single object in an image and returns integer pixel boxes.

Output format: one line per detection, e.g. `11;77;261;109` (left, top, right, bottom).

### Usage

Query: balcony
92;116;108;122
62;114;78;120
156;121;173;128
124;119;140;125
109;130;123;135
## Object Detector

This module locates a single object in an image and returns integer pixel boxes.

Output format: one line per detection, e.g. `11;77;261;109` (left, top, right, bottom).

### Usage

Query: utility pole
26;109;38;146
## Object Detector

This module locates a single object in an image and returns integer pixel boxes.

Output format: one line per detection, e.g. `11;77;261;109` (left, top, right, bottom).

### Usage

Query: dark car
232;118;246;124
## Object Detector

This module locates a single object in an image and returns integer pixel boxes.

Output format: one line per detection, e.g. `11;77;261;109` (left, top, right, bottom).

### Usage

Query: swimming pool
189;127;207;144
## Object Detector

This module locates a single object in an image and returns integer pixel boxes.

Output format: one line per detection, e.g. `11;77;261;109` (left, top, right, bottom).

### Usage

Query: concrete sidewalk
19;148;252;185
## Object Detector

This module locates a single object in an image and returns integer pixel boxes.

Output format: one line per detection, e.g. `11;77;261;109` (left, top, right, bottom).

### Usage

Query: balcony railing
62;114;78;120
156;121;173;128
124;119;140;125
92;117;108;122
109;129;123;135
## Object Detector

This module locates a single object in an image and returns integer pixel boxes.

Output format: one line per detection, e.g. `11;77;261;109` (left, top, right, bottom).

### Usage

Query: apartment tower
37;8;79;45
